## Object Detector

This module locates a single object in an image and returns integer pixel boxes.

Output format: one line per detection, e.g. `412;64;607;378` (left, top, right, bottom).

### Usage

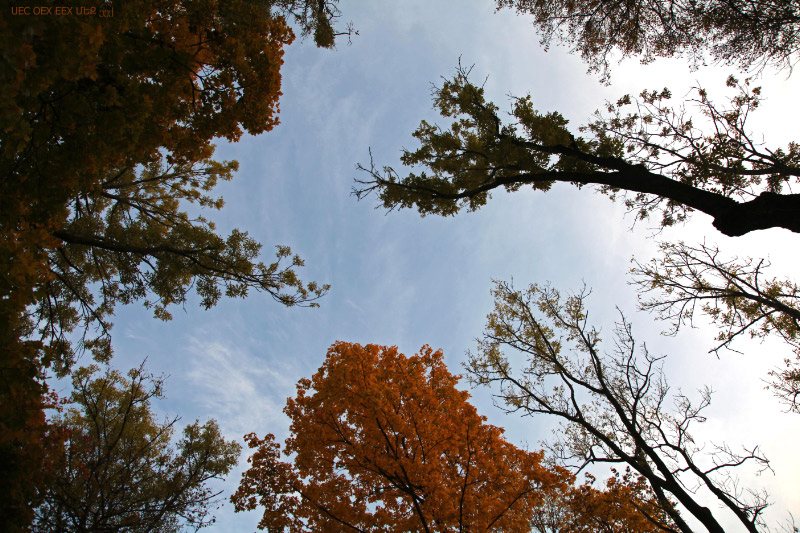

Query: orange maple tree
233;342;672;532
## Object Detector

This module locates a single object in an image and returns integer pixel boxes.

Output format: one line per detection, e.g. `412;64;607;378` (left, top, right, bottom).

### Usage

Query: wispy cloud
184;336;298;438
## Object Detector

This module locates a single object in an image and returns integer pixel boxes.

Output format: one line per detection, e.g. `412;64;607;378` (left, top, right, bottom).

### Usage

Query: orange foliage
234;342;674;532
535;469;675;533
572;470;675;532
1;0;296;314
233;342;571;531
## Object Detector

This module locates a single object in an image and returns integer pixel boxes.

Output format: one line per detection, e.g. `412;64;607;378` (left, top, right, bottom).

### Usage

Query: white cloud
184;336;298;438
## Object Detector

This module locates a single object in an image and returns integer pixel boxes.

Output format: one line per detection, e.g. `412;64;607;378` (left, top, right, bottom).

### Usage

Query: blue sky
63;1;800;530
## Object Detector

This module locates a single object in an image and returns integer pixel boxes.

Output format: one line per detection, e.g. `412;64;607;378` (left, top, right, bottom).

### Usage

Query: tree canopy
0;341;62;531
355;0;800;238
2;0;332;373
233;342;567;531
233;341;672;532
2;2;340;526
496;0;800;80
32;364;241;532
355;67;800;237
2;0;292;237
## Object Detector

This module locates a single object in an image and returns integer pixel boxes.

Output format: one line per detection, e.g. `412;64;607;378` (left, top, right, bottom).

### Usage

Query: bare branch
468;280;773;533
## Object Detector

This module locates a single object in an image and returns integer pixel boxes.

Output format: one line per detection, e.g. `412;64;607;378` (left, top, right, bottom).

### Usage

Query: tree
2;0;293;256
33;364;241;532
495;0;800;80
355;67;800;237
232;342;565;531
2;4;336;521
630;241;800;411
467;280;774;533
2;0;337;373
232;341;671;532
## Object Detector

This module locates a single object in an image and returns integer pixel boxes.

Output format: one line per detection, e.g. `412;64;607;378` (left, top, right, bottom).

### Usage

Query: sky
59;1;800;531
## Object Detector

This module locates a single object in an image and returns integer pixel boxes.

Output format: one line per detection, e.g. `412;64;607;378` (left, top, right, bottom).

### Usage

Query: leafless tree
631;241;800;411
467;280;773;533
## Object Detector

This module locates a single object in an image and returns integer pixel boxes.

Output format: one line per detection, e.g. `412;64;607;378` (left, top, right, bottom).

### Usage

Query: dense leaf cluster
233;342;671;532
